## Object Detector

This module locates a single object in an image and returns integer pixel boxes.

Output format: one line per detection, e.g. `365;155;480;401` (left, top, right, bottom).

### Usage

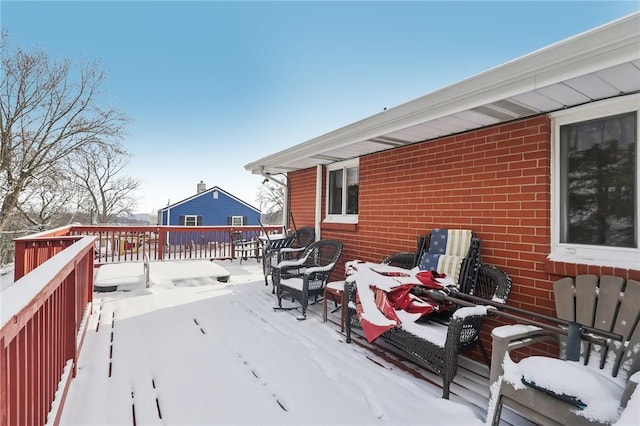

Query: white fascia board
245;12;640;175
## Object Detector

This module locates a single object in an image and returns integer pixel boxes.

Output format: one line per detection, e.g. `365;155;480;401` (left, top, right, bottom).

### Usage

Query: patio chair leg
490;393;504;426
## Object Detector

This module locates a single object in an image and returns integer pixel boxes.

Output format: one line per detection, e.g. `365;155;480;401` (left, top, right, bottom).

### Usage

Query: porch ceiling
245;12;640;176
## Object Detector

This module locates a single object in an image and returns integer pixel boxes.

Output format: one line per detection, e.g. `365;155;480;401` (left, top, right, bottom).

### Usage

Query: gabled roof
245;12;640;176
158;186;261;213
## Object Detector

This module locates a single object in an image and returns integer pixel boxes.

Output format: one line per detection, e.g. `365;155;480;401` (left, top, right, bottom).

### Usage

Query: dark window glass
560;112;637;248
329;169;343;215
347;167;359;214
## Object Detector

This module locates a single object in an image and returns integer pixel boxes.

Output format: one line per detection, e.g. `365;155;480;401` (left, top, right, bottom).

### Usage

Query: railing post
13;240;26;281
157;227;165;260
0;337;6;426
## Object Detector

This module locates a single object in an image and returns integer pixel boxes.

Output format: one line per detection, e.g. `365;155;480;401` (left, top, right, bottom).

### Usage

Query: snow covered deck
59;260;532;425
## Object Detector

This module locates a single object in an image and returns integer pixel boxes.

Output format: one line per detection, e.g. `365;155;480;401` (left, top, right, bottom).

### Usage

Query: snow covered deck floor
60;260;532;425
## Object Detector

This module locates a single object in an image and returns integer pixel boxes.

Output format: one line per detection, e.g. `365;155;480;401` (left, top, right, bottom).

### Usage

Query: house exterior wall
160;190;261;226
288;114;640;359
287;167;318;232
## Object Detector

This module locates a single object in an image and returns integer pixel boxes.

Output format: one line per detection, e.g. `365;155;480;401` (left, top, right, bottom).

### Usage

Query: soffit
245;13;640;176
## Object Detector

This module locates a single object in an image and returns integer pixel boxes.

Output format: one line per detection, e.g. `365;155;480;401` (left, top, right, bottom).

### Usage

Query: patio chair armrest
280;247;305;254
489;324;558;384
235;240;257;247
382;252;416;269
305;262;336;276
444;306;491;348
275;255;309;269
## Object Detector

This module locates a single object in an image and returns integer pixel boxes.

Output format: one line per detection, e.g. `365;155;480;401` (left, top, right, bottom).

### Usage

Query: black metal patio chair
273;239;343;320
230;231;260;264
262;226;315;290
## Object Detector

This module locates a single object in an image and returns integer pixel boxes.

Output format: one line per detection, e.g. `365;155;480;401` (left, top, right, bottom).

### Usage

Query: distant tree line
0;33;140;264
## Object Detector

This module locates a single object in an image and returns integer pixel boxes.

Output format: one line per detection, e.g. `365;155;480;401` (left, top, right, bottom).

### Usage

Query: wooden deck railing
2;223;282;426
68;225;281;265
1;236;95;426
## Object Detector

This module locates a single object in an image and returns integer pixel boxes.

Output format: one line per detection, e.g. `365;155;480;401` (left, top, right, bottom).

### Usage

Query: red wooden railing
67;225;281;265
2;223;282;426
1;236;95;426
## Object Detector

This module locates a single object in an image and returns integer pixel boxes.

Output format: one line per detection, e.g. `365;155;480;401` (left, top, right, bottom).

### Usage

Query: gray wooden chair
489;275;640;425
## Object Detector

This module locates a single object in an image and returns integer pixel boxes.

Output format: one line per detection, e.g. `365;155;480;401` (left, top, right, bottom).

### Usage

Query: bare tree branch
0;33;130;234
69;141;140;222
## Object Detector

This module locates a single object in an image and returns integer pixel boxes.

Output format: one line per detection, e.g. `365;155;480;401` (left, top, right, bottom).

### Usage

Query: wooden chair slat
614;279;640;339
611;279;640;377
574;275;599;327
553;277;576;322
594;275;624;332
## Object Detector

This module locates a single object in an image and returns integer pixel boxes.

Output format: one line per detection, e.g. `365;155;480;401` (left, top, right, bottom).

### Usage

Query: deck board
65;264;535;425
309;297;536;426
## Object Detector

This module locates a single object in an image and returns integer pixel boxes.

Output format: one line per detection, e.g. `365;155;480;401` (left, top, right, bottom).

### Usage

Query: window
325;159;359;223
551;95;639;269
180;215;201;226
227;216;246;226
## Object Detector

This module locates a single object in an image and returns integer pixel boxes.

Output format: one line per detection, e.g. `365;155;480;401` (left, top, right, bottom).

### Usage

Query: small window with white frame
550;94;639;269
231;216;244;226
183;215;199;226
325;159;359;223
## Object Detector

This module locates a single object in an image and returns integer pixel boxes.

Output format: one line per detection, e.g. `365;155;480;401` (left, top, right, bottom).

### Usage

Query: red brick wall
288;114;640;359
288;167;318;231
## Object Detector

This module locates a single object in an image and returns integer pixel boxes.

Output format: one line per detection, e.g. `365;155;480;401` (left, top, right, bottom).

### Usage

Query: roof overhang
245;12;640;176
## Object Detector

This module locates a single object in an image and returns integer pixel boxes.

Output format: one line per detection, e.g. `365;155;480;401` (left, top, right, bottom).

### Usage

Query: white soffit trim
245;12;640;175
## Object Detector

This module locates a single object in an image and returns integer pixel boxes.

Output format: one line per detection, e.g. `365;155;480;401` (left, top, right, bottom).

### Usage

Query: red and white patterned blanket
345;260;456;343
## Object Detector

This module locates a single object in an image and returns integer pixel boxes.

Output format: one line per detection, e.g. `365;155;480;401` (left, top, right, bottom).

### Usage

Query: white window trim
549;94;640;270
231;216;244;226
324;158;359;224
184;215;198;226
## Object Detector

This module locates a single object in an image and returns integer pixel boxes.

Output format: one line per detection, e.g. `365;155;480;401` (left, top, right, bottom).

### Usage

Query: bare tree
0;33;129;235
70;141;140;223
16;165;84;228
256;179;285;224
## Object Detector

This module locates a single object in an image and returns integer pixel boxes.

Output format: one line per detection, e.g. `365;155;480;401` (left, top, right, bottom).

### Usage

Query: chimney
197;180;206;194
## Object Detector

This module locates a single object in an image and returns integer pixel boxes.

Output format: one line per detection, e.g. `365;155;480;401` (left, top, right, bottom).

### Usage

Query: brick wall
288;114;640;360
287;167;317;231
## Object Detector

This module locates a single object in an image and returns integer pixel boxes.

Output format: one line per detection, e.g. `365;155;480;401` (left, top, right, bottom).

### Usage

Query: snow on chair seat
273;240;343;320
488;275;640;426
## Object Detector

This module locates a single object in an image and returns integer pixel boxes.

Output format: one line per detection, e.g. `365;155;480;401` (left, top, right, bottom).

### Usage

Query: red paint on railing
1;237;94;426
14;225;283;270
4;223;283;425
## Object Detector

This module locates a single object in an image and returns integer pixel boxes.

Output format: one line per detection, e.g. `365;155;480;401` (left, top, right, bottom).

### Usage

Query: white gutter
315;165;322;241
244;12;639;175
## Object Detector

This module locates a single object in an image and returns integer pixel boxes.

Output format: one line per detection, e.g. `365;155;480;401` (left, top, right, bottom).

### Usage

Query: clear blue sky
2;1;638;213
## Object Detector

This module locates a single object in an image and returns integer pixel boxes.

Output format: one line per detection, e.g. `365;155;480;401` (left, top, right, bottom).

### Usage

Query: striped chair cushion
418;253;464;284
427;229;472;257
445;229;472;257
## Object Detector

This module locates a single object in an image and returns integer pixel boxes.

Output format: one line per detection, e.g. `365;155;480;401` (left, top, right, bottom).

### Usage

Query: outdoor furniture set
267;226;637;424
343;229;513;399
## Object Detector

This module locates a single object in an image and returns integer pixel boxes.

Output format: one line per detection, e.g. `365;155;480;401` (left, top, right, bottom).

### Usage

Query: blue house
158;182;261;227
